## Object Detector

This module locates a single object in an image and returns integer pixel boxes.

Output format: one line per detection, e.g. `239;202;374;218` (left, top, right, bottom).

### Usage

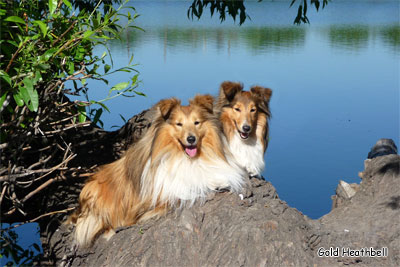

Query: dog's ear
157;98;181;120
250;86;272;114
190;94;214;114
220;81;243;102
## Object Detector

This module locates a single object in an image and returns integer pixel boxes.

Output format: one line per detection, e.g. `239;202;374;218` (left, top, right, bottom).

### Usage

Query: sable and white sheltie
216;81;272;178
68;94;245;247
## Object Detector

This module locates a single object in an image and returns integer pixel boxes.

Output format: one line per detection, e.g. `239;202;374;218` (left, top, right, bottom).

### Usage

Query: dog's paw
214;186;230;193
249;173;263;179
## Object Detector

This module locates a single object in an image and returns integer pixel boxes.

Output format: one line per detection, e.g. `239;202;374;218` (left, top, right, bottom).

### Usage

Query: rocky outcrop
46;151;399;266
317;154;400;266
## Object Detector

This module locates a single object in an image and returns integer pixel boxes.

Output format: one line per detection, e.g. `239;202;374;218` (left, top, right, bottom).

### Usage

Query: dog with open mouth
68;94;246;247
216;81;272;178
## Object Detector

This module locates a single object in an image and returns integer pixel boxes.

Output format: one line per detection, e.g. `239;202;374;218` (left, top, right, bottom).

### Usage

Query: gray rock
46;154;400;267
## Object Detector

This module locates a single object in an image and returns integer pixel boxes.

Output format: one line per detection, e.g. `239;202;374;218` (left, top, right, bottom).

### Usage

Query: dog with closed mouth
216;81;272;178
68;94;246;247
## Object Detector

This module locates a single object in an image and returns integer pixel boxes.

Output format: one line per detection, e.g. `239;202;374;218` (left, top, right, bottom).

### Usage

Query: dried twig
0;183;8;206
52;20;78;46
48;114;80;125
43;121;91;135
21;177;56;203
1;207;75;232
27;154;53;170
5;39;28;73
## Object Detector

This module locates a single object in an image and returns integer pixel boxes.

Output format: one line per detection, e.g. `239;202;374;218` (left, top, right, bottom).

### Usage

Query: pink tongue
185;147;197;158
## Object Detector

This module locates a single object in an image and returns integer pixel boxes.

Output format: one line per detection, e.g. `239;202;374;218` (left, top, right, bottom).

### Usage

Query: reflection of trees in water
326;25;400;53
327;26;369;51
117;25;400;55
379;26;400;53
118;27;306;53
240;27;305;52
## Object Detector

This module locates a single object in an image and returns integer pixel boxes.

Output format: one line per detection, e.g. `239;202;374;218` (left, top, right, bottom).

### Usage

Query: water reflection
120;24;399;56
379;25;400;53
121;26;306;52
327;25;370;51
239;27;305;52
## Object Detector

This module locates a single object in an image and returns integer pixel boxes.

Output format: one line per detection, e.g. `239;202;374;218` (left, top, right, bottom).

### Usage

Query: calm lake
85;0;399;219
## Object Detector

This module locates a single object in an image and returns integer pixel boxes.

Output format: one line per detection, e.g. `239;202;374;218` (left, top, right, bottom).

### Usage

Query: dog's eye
194;121;200;125
250;108;256;112
234;108;241;112
176;122;182;127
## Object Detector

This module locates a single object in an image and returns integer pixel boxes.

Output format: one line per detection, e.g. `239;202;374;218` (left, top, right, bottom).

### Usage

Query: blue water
83;0;400;219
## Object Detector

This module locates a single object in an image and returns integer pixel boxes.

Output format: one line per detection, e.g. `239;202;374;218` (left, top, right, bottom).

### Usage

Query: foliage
0;0;141;133
291;0;329;24
187;0;329;25
0;224;41;266
0;0;141;264
188;0;249;25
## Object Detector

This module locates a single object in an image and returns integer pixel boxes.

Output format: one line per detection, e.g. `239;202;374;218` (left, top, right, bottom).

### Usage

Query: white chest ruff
228;134;265;177
140;153;245;207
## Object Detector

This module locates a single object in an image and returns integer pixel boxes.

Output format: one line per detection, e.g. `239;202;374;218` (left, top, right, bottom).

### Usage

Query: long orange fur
68;94;245;247
215;81;272;177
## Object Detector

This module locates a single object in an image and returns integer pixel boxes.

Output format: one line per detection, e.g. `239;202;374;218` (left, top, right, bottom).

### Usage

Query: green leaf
32;243;41;252
13;91;24;107
94;35;111;40
0;71;11;86
37;63;50;70
135;91;146;97
77;105;87;123
63;0;72;9
49;0;57;15
4;16;25;24
0;92;7;109
22;78;39;112
23;77;33;91
83;30;94;39
33;20;48;37
29;90;39;112
92;108;103;125
19;86;30;107
119;114;127;124
129;54;134;65
33;71;42;84
90;100;110;112
109;82;129;96
92;12;100;28
104;64;111;73
7;40;18;47
41;48;57;61
68;62;74;74
131;74;138;85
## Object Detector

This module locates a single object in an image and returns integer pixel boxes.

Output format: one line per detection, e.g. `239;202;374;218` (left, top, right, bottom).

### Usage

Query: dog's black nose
187;136;196;144
242;125;251;133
